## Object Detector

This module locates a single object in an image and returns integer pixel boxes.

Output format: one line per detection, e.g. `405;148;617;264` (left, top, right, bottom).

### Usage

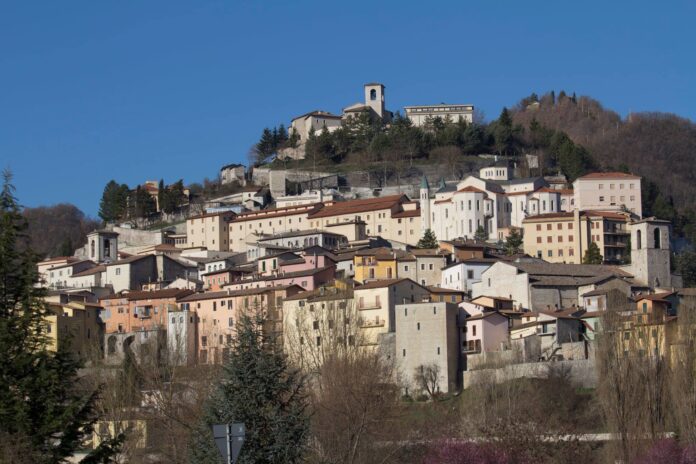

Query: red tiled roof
522;212;574;221
308;195;407;219
392;209;421;218
101;288;194;301
232;203;322;222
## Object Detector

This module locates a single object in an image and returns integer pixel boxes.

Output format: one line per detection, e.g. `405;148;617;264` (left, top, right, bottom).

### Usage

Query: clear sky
2;0;694;216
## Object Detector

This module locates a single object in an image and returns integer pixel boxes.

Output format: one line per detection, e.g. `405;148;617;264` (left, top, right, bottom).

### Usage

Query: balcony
359;318;385;329
357;301;382;310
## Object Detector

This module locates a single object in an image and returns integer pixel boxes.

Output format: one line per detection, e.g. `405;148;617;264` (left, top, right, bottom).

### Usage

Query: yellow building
353;247;403;283
186;211;235;251
43;297;103;358
522;210;630;264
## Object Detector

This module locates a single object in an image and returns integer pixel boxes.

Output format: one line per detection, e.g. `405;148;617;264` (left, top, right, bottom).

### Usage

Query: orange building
100;288;194;334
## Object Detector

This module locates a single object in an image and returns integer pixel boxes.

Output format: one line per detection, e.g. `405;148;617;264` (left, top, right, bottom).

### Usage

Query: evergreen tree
417;229;439;249
98;180;129;223
474;225;488;242
0;170;122;462
189;315;309;464
157;179;165;211
493;107;514;156
58;236;74;257
504;229;523;256
583;242;604;264
129;186;156;218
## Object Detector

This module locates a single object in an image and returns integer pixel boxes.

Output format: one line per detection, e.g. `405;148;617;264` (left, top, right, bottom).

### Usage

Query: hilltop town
29;83;696;461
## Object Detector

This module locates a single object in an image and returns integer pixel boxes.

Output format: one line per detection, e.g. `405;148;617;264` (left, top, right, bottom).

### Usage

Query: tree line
98;179;187;223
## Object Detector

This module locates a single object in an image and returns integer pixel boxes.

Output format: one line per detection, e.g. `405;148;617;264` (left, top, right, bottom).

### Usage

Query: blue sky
1;0;694;216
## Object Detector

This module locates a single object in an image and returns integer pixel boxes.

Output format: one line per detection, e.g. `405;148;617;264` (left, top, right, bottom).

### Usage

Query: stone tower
87;230;119;263
629;218;671;288
420;175;431;234
364;83;385;120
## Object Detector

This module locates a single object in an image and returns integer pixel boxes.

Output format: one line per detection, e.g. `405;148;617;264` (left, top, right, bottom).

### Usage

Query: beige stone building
395;301;461;394
404;104;474;127
522;210;630;264
289;111;343;143
186;211;235;251
572;172;642;217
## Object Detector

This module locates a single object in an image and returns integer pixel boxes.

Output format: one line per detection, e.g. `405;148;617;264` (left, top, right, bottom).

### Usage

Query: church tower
628;218;672;288
364;83;385;120
420;175;431;234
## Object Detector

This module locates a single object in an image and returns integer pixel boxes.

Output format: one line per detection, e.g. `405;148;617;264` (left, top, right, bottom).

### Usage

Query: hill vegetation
22;203;99;259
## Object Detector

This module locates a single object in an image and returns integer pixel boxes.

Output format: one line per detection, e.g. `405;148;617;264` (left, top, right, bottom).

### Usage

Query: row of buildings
37;163;688;399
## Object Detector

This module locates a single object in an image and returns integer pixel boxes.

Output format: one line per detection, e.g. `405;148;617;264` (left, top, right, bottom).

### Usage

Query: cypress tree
189;314;309;464
0;170;122;462
504;229;523;255
583;242;604;264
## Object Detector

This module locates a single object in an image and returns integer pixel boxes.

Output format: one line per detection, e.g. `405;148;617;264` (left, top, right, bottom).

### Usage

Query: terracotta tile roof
232;203;322;222
635;291;675;302
355;278;421;290
427;286;465;294
505;190;536;196
522;212;574;221
466;311;508;321
434;198;452;204
578;172;641;180
188;211;236;220
106;254;153;266
178;285;303;302
307;195;407;219
392;209;421;218
101;288;194;301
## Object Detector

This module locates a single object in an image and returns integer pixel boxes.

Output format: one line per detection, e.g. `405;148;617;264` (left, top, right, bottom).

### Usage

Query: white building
440;258;497;294
572;172;642;217
419;174;556;242
274;189;341;208
404;104;474;127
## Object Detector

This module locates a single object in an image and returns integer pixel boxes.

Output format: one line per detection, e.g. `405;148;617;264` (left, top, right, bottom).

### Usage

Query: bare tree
413;363;441;399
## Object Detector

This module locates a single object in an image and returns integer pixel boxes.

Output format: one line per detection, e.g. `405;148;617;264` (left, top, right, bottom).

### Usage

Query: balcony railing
359;318;385;328
357;302;382;310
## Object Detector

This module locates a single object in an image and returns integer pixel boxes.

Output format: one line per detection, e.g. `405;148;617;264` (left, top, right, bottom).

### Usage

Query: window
472;325;476;336
370;88;377;100
228;317;234;327
599;196;604;202
467;270;474;279
313;321;319;330
417;322;420;330
568;235;574;242
558;249;563;257
316;336;321;347
547;250;553;257
547;237;552;243
402;349;406;357
115;268;121;276
557;236;563;242
536;224;541;231
437;347;440;355
201;336;208;347
654;228;661;249
547;224;552;230
537;237;542;243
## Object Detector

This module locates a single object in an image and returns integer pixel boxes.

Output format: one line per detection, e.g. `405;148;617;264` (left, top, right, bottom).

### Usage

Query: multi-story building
353;247;446;286
100;288;193;334
404;104;474;127
572;172;642;217
353;279;430;345
43;294;104;358
395;301;462;394
522;210;631;264
186;211;235;251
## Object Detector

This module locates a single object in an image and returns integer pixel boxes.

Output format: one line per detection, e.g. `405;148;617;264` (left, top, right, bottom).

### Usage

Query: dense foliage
0;171;121;462
22;203;99;258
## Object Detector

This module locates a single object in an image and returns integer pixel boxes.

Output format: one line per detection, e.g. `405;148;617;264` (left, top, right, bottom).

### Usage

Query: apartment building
522;210;631;264
353;247;446;286
44;296;103;358
572;172;642;217
353;279;430;345
186;211;235;251
100;288;193;334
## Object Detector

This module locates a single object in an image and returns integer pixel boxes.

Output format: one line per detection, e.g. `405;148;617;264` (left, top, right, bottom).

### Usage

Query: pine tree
474;225;488;242
583;242;604;264
129;186;156;218
504;229;523;255
0;170;122;462
417;229;438;249
189;314;309;464
157;179;165;212
98;180;129;223
493;107;514;156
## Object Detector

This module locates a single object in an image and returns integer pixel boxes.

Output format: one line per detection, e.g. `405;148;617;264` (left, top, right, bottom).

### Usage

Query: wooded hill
511;91;696;240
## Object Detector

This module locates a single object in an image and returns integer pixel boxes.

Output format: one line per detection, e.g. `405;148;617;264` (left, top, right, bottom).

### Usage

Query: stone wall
463;358;597;389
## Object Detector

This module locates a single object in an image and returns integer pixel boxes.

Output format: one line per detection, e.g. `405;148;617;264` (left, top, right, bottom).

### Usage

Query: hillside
22;203;99;259
511;92;696;222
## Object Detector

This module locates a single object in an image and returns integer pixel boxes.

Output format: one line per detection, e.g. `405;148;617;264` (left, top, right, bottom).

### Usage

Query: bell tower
420;175;431;234
628;218;671;288
364;83;385;120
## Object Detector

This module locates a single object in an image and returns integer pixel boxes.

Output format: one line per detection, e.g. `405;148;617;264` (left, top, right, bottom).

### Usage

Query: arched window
636;230;642;249
654;228;661;249
90;240;95;258
370;89;377;101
